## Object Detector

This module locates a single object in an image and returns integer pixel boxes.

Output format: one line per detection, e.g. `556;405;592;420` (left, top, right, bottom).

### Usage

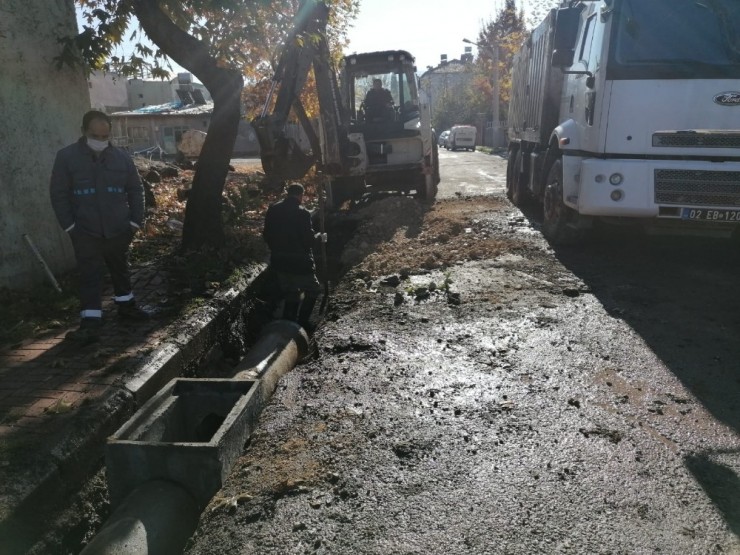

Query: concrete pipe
83;320;310;554
80;480;199;555
233;319;310;390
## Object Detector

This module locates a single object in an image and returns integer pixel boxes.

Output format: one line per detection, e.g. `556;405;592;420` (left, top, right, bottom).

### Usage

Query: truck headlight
609;173;624;186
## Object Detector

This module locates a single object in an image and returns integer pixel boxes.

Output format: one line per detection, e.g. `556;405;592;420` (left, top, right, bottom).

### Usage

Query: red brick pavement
2;268;170;396
0;266;179;518
0;258;261;554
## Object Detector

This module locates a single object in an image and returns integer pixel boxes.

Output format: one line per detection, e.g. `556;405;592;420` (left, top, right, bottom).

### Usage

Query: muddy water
187;150;740;554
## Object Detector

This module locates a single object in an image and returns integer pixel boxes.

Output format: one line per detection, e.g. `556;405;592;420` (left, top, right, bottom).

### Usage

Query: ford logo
714;92;740;106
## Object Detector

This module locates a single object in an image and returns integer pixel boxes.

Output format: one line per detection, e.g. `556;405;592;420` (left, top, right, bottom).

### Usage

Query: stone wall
0;0;90;289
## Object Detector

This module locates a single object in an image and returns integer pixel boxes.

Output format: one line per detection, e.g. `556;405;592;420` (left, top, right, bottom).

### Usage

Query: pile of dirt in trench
340;196;519;277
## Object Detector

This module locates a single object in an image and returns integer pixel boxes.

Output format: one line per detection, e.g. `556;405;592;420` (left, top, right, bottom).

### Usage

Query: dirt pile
341;196;520;277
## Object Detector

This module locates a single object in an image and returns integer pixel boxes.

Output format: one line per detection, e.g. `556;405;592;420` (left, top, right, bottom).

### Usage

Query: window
608;0;740;79
127;126;150;141
579;15;596;65
162;126;192;154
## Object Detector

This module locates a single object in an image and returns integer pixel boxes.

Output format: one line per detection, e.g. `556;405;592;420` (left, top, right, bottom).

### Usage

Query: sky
79;0;554;79
343;0;549;73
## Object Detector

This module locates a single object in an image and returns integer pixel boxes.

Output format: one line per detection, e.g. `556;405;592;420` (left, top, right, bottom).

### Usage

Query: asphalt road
436;149;508;199
187;149;740;555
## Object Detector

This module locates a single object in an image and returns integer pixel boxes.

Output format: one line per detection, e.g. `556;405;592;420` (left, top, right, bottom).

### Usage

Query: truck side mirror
551;7;582;68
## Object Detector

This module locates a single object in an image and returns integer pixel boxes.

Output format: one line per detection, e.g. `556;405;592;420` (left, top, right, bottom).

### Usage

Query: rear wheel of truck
508;149;530;207
432;141;441;186
506;148;516;201
542;157;584;245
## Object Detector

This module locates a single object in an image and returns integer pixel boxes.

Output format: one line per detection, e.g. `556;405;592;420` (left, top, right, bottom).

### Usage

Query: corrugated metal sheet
111;101;214;116
507;9;563;146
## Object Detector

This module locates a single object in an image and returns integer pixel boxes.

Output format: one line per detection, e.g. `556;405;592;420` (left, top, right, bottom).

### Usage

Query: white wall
127;78;173;109
126;76;213;109
0;0;91;289
89;70;129;112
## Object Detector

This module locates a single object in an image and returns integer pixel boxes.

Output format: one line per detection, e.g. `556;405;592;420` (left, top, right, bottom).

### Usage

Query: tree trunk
130;0;244;250
181;75;243;249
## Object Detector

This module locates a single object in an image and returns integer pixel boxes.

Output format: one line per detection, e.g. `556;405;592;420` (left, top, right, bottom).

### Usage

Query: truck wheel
542;157;583;245
505;148;516;201
509;149;530;207
433;141;441;185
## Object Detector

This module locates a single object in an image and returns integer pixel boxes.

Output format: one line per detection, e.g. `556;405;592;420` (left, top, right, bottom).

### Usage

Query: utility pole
491;42;500;132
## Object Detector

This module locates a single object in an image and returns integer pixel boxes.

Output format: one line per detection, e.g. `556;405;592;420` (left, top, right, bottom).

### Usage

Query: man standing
50;110;148;344
262;183;324;330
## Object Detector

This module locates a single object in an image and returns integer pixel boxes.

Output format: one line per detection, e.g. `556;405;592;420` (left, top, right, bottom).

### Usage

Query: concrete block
106;378;261;508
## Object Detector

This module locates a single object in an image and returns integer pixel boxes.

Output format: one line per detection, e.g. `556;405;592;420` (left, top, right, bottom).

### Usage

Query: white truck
506;0;740;243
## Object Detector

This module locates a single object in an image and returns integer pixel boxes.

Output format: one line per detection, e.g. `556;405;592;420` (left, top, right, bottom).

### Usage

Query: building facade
89;71;213;113
419;55;475;130
110;103;260;157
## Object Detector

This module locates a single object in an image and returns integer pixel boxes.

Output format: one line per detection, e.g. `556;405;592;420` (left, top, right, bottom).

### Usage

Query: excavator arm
252;0;348;181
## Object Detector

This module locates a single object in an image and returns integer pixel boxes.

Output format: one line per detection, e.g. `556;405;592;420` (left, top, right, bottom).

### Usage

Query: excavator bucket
260;135;315;181
252;117;315;181
250;0;334;182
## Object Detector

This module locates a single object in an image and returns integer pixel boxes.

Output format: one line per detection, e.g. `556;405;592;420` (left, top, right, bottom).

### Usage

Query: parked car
438;129;450;148
448;125;477;151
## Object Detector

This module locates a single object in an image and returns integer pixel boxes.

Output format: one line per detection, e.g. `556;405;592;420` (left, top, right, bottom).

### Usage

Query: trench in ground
27;209;364;555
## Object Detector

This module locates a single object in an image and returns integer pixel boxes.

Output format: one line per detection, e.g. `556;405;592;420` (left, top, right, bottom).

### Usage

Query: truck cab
507;0;740;242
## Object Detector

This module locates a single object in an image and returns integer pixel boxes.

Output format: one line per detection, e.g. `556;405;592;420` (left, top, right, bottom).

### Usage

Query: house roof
111;101;214;117
419;59;471;80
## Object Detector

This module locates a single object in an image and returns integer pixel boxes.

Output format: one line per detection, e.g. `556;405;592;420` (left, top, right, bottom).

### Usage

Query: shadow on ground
685;450;740;538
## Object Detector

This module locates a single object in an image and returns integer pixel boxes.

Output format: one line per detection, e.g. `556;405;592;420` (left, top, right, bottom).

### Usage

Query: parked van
448;125;476;151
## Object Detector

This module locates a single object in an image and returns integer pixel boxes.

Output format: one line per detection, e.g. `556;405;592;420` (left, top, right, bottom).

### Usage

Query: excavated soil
185;152;740;555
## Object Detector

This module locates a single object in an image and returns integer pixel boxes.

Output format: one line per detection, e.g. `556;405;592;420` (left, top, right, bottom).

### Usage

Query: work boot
66;317;102;345
116;299;151;321
298;296;318;331
282;301;300;322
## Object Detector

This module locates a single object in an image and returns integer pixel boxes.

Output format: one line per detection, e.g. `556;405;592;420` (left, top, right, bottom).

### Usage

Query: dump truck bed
507;9;563;146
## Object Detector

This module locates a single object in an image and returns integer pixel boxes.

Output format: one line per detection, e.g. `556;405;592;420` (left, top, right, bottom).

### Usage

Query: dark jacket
365;87;393;108
262;195;316;274
50;138;145;238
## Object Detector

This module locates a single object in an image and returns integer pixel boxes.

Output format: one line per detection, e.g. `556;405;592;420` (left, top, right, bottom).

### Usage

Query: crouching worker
262;183;326;331
50;110;149;345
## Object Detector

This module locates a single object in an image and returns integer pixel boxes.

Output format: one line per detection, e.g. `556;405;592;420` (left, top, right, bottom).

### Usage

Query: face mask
87;138;109;152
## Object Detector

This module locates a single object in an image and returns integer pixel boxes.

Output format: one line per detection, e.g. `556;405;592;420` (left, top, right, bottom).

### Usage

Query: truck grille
653;133;740;148
654;169;740;206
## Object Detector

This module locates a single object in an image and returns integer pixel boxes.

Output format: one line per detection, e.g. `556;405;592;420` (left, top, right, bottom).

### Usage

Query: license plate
681;208;740;222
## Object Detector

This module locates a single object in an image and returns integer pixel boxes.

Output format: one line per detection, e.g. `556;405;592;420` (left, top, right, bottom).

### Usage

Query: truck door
561;6;607;154
580;11;608;153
